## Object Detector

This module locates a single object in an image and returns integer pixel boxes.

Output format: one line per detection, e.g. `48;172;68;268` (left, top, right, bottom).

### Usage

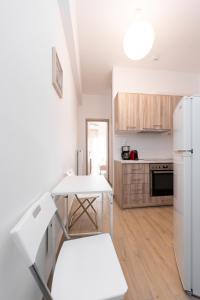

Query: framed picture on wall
52;47;63;98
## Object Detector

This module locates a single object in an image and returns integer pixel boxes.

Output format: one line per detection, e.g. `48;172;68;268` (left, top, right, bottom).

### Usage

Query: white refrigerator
173;96;200;297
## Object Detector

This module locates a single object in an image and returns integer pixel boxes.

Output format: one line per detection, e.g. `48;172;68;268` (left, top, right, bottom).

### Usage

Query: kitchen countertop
116;159;173;164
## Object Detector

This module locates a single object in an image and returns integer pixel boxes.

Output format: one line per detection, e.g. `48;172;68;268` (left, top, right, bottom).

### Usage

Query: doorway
86;119;109;180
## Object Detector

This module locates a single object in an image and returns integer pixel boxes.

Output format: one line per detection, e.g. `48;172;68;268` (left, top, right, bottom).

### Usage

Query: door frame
86;118;110;181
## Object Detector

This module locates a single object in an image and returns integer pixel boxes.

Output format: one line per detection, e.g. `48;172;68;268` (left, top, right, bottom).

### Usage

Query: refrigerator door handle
175;149;193;154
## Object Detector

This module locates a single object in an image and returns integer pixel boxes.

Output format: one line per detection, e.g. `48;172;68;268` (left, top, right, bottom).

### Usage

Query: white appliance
173;96;200;297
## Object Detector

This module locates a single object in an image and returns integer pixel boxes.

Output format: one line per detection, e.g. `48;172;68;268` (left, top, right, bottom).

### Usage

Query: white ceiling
75;0;200;94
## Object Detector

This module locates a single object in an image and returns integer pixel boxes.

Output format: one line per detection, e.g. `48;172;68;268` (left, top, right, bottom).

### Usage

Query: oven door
151;170;173;196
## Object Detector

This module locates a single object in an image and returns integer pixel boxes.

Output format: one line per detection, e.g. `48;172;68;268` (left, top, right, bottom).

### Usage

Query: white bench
11;192;128;300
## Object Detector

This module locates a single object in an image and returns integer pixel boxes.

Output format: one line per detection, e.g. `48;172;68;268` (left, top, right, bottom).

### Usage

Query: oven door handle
152;170;173;174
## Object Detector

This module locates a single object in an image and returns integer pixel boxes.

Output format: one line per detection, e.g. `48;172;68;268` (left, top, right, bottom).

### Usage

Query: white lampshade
123;20;155;60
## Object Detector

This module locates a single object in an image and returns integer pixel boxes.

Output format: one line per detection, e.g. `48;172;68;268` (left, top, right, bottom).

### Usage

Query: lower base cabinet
114;161;173;209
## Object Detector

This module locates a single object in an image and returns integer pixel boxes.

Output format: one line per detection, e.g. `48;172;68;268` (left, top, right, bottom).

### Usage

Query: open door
86;119;109;180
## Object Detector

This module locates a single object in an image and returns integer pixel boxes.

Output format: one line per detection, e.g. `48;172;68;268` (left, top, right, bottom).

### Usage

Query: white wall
0;1;78;300
78;92;112;180
112;66;200;98
112;66;200;160
114;133;173;160
58;0;82;102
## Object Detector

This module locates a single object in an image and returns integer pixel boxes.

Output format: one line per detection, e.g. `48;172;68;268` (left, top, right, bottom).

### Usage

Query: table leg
109;192;113;238
101;192;104;232
51;195;56;273
69;195;98;229
52;219;56;272
65;195;69;232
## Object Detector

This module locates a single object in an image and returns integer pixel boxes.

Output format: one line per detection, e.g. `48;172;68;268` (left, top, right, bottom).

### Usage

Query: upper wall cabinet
170;95;182;128
115;93;140;131
115;92;182;133
141;94;171;131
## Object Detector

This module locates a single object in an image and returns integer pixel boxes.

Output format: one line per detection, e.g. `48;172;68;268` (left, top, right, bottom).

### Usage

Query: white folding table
51;175;113;238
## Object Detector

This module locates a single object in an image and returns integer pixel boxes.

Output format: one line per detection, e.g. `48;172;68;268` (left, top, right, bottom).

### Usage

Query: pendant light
123;13;155;60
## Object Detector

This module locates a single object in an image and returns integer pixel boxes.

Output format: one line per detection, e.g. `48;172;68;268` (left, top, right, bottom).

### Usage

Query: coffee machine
121;146;130;160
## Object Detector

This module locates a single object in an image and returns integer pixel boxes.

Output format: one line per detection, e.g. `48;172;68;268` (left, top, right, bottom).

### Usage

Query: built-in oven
150;163;173;197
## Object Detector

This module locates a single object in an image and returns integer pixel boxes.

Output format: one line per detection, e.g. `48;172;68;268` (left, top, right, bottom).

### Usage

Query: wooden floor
70;199;195;300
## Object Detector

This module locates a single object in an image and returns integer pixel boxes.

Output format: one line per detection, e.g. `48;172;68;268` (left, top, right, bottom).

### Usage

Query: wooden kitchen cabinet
140;93;154;130
126;93;140;130
140;94;163;130
170;95;182;128
115;93;127;131
115;93;140;131
115;92;182;132
141;94;171;131
160;95;171;130
114;161;173;209
114;161;150;208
